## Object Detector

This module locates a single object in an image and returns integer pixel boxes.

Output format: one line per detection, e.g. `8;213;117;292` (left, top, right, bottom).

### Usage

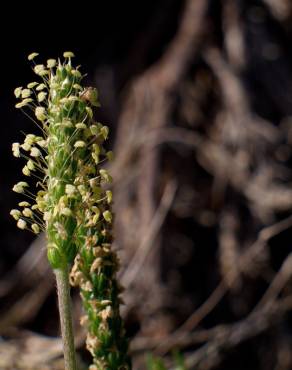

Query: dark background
2;1;292;369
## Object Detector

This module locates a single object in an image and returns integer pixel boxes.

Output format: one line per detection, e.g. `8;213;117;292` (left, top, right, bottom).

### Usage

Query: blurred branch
182;295;292;370
154;215;292;355
121;180;177;288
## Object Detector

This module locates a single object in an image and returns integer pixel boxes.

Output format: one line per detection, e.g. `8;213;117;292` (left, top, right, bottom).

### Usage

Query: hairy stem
55;266;77;370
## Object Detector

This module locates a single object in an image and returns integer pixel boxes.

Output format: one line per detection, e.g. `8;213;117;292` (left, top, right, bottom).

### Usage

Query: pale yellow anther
92;143;100;155
12;142;20;157
37;139;47;148
106;190;113;204
36;83;46;91
34;64;45;75
35;107;46;121
90;125;98;136
85;106;93;118
27;82;38;89
63;51;75;58
76;123;87;129
73;84;82;90
13;182;28;194
27;160;35;171
17;219;27;229
38;69;49;77
15;99;33;109
21;89;31;98
14;87;22;98
31;224;40;234
28;52;39;61
74;141;86;148
30;147;41;157
37;91;47;102
19;201;30;207
103;210;112;223
99;169;112;183
91;152;99;164
61;207;72;217
47;59;56;68
10;209;21;220
71;69;81;78
24;134;37;145
22;208;33;218
22;165;31;176
100;126;109;140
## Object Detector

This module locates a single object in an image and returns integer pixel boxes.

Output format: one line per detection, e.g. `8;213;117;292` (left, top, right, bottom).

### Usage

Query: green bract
11;52;130;370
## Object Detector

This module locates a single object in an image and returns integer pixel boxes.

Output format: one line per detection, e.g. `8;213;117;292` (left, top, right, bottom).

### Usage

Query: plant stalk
55;266;77;370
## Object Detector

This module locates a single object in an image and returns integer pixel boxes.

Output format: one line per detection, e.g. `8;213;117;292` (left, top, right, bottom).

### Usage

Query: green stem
55;266;77;370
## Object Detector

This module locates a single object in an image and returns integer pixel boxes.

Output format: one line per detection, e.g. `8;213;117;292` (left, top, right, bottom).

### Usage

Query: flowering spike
11;52;130;370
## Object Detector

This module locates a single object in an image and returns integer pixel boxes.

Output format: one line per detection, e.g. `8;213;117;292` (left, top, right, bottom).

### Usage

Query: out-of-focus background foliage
2;0;292;369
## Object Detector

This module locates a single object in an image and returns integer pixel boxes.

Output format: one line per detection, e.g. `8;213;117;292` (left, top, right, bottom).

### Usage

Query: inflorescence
11;52;130;370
